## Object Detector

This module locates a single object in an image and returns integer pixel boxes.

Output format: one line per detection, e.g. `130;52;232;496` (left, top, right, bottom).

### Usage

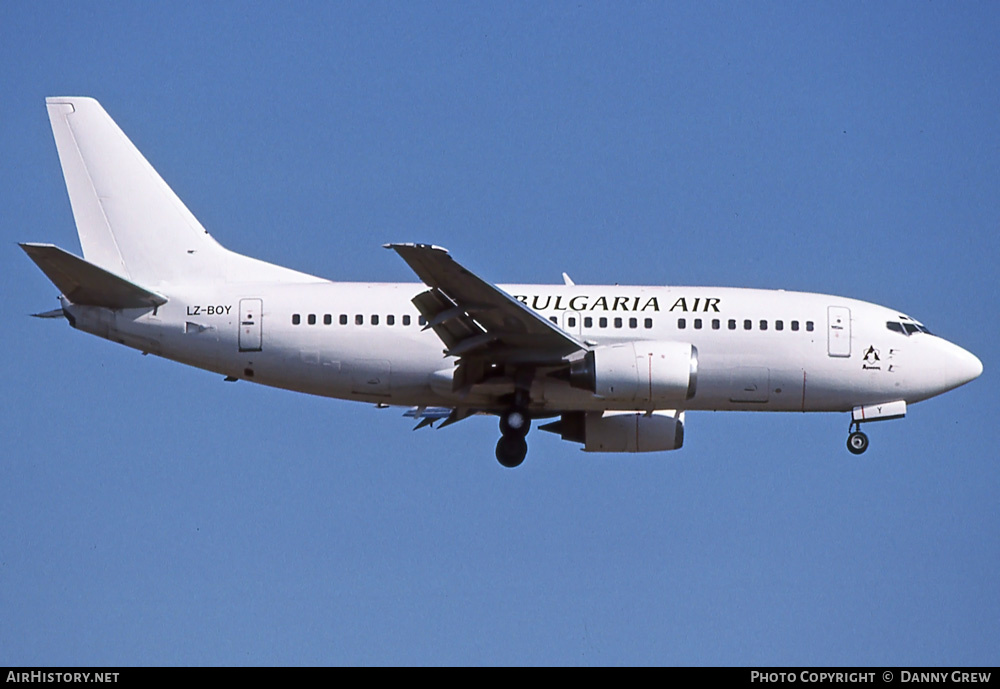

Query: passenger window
308;314;316;325
806;321;814;332
584;317;593;328
549;317;557;324
339;314;347;325
644;318;653;329
418;316;427;326
323;314;332;325
568;317;577;327
403;315;411;326
292;314;300;325
728;319;736;330
791;320;799;331
759;320;767;331
694;318;702;329
614;317;622;328
355;315;363;325
678;318;686;329
744;319;752;330
599;317;608;328
387;315;395;326
712;319;720;330
775;320;783;331
629;317;637;329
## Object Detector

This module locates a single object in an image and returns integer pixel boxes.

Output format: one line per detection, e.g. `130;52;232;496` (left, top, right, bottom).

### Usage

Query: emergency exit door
239;298;263;352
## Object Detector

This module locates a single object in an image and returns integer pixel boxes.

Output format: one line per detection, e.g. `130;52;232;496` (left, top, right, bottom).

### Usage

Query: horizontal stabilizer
20;243;167;309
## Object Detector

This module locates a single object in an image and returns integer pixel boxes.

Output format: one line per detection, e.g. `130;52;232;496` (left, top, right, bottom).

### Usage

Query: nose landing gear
845;401;906;456
846;421;869;455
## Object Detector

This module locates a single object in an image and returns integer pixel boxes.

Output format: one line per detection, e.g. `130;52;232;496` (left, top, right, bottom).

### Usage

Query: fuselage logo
862;345;881;370
511;295;720;313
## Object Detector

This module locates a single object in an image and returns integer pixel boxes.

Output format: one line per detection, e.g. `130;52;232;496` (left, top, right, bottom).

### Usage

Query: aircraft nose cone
914;338;983;400
952;345;983;387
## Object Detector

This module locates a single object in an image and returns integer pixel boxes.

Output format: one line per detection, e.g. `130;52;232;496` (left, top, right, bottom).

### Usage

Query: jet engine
564;341;698;405
540;410;685;453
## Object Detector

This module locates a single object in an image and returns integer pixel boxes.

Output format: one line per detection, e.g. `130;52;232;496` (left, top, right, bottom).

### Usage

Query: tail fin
46;97;231;287
45;97;322;288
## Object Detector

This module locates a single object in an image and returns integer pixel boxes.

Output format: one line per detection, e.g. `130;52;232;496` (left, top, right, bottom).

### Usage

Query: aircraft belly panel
349;359;392;395
729;366;770;403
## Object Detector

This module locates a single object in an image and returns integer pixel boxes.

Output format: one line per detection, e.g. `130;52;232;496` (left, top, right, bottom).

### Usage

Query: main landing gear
846;421;869;455
496;406;530;468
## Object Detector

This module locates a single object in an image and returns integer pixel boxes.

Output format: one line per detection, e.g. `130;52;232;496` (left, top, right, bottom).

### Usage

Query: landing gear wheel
496;435;528;468
847;431;869;455
499;407;531;437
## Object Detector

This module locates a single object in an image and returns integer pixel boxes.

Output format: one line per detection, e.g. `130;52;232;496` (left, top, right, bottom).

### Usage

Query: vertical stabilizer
45;97;322;288
46;97;230;287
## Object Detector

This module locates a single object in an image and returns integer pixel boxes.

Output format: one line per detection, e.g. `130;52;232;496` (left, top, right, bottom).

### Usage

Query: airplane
22;97;983;468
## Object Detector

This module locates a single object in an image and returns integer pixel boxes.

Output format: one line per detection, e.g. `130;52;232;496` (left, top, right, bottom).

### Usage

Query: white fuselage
29;97;984;462
64;279;981;416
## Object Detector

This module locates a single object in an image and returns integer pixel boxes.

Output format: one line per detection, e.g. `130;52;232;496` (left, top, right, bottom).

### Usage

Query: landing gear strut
496;405;530;468
846;421;869;455
500;407;530;438
496;377;532;467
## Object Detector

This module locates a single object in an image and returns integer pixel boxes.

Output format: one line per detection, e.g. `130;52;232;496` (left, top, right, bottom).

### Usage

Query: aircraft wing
385;243;586;364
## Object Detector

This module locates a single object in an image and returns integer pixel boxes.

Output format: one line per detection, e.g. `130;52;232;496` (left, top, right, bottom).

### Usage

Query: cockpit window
887;320;932;336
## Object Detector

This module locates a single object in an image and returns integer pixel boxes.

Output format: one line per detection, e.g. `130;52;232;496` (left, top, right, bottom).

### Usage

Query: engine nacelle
567;341;698;405
540;410;685;453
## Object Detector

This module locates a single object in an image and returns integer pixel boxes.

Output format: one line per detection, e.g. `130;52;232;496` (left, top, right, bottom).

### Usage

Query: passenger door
239;298;263;352
827;306;851;358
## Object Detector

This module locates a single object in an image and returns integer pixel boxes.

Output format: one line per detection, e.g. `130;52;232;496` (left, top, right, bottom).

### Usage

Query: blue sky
2;1;997;665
